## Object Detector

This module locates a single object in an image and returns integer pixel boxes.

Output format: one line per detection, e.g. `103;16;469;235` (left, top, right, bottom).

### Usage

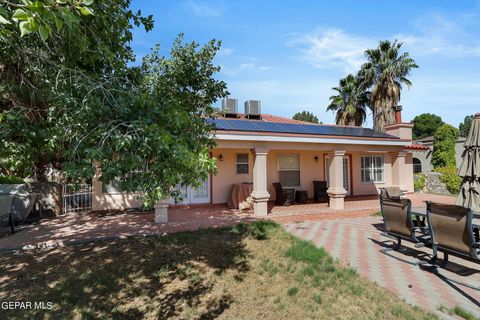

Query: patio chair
379;196;431;265
425;201;480;290
272;182;294;206
313;181;329;203
379;186;403;201
379;186;425;228
0;193;39;234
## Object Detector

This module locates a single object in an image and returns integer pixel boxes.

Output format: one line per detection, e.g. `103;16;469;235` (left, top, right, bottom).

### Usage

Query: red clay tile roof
404;144;430;150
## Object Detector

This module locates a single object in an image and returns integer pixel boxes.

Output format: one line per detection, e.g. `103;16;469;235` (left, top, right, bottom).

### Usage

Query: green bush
431;124;459;168
434;167;462;195
414;174;426;192
0;175;24;184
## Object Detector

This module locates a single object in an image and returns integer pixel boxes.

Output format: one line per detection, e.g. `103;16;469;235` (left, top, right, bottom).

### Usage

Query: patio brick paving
0;205;257;251
283;216;480;316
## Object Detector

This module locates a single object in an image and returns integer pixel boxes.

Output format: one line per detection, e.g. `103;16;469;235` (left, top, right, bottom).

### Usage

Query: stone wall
423;172;451;195
0;182;63;217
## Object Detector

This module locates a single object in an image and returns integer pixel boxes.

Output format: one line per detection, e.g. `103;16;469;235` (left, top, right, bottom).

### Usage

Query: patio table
227;183;253;210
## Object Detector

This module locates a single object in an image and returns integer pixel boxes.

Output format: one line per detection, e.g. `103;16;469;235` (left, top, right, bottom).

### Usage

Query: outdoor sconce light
314;155;319;162
218;154;224;161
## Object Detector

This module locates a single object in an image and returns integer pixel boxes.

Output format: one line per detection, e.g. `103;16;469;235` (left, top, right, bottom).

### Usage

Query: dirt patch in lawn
0;222;436;319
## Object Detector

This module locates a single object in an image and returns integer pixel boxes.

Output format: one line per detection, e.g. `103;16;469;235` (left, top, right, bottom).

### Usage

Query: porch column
327;150;346;210
392;151;409;194
252;148;270;216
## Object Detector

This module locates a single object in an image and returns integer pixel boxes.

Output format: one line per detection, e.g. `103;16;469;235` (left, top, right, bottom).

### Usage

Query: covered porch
212;144;413;216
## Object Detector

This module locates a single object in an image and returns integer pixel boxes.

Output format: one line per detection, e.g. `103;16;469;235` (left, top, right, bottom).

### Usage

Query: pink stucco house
91;101;426;218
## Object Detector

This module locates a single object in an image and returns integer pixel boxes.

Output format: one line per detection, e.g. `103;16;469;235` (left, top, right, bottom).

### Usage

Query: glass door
190;176;211;204
170;176;210;204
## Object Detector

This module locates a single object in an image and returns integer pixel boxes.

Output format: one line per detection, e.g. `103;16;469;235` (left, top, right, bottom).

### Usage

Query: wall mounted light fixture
218;154;224;161
314;155;319;162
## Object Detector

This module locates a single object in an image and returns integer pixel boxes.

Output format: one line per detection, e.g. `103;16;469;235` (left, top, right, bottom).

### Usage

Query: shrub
434;167;462;195
0;175;24;184
431;124;459;168
414;174;426;192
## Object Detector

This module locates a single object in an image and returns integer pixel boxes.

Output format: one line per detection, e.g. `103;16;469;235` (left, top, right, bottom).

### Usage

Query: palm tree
326;74;369;126
358;40;418;132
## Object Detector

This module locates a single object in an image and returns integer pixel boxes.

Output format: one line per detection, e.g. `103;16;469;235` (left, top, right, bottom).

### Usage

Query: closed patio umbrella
456;113;480;211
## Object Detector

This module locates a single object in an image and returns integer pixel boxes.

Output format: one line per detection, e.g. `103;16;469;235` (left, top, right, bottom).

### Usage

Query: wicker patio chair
313;181;329;203
272;182;294;206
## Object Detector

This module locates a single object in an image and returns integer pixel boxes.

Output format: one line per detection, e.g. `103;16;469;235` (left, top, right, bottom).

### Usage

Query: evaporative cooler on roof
222;98;238;118
244;100;261;119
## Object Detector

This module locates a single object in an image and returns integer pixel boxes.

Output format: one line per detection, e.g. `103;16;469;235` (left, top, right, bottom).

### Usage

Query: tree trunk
34;162;48;182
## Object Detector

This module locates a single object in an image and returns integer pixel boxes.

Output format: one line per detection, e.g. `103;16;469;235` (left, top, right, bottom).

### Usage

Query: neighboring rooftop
414;136;466;144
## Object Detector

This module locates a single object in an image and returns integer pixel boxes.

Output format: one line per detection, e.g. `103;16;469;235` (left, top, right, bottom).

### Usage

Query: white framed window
278;154;300;187
361;155;384;183
236;153;249;174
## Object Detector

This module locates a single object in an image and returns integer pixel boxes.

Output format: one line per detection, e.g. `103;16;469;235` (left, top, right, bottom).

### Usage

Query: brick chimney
394;105;402;124
385;105;413;141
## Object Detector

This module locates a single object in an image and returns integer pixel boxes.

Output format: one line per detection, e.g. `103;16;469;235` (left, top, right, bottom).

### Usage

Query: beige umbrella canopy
456;113;480;211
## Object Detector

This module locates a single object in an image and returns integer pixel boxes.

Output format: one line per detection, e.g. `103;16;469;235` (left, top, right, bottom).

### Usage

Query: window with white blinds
278;154;300;186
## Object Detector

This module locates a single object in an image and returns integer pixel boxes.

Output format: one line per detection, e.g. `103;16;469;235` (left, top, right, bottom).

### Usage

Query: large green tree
0;0;153;178
431;124;459;168
358;40;418;132
326;74;369;126
292;111;319;124
459;115;474;138
411;113;444;140
0;1;227;206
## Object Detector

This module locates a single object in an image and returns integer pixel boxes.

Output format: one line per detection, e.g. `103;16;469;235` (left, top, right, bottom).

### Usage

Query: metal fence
62;183;92;214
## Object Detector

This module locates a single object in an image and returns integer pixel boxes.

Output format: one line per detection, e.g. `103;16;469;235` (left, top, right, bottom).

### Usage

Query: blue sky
130;0;480;127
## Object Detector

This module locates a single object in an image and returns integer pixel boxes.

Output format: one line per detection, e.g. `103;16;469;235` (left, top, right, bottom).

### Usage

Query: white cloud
396;14;480;58
289;13;480;73
288;28;376;73
220;57;270;77
217;47;234;57
184;0;221;17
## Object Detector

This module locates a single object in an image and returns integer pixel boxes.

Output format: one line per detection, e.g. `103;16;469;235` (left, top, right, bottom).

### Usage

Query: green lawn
0;221;437;319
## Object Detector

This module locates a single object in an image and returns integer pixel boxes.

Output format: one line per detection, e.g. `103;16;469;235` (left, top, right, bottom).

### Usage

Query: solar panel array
209;119;397;139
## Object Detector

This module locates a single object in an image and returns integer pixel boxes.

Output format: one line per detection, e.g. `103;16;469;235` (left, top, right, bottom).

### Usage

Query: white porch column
154;200;169;223
252;148;270;216
327;150;347;210
392;151;409;194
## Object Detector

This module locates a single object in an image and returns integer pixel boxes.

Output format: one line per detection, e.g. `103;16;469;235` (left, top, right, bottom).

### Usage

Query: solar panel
210;119;397;139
